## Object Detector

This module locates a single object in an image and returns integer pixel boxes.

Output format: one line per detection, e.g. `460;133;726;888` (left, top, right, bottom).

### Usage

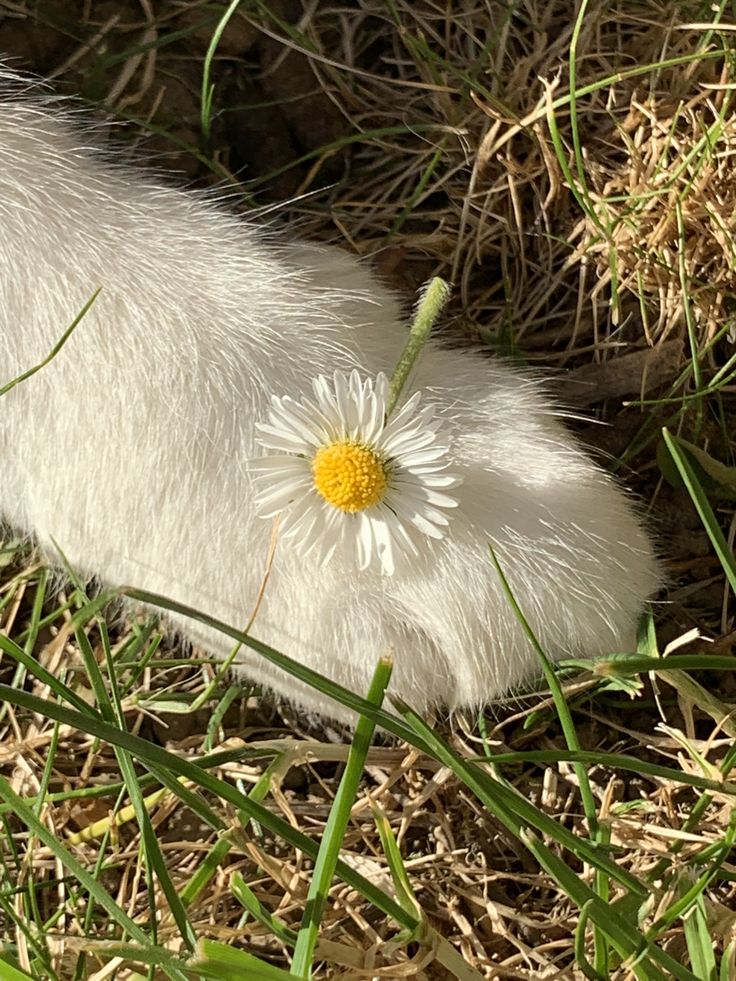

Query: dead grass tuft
573;81;736;341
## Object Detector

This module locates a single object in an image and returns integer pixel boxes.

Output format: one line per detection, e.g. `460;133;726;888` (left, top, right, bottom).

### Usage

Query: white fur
0;80;660;721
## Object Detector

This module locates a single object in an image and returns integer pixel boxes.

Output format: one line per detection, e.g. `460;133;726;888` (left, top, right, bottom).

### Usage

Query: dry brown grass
1;1;736;978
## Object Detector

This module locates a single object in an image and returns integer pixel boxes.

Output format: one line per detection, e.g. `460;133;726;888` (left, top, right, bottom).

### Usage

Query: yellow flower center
311;441;388;512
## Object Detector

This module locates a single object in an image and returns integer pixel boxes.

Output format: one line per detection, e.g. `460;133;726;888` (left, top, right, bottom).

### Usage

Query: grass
1;0;736;978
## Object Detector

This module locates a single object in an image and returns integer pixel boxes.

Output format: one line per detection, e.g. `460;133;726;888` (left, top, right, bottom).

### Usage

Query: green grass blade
291;656;392;978
397;702;697;981
0;956;36;980
0;291;99;397
488;547;599;830
0;633;98;718
191;938;299;980
681;893;717;981
120;587;426;748
0;684;417;933
200;0;243;145
74;615;197;952
662;428;736;593
230;871;298;948
0;775;149;946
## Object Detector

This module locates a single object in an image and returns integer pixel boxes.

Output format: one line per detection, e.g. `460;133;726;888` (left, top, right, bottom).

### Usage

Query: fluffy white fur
0;77;660;721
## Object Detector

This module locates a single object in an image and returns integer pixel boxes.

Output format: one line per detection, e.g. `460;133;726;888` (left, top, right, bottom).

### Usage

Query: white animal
0;73;659;721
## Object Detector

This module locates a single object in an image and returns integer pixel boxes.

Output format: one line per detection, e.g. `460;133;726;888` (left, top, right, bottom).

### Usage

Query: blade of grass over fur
395;700;696;981
291;656;392;979
0;290;99;397
200;0;242;146
487;548;599;831
662;429;736;593
0;684;417;933
118;588;647;893
120;587;427;747
387;278;450;414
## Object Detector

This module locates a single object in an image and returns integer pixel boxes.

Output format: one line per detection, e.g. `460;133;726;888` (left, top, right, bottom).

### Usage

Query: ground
0;2;735;979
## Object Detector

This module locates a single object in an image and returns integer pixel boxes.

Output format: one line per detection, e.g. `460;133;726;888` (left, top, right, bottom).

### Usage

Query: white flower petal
380;428;439;458
387;493;449;534
392;446;450;469
381;390;422;431
368;515;395;575
268;401;330;448
390;479;458;509
254;423;311;454
249;455;308;475
356;511;373;570
255;479;309;515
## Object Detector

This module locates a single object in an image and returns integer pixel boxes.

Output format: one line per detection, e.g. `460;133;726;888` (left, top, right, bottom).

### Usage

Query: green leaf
0;955;36;980
190;939;300;980
682;893;717;981
230;872;298;948
395;701;698;981
660;430;736;594
657;436;736;500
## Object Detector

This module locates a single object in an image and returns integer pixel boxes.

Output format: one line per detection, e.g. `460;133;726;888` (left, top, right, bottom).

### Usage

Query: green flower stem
387;277;450;415
290;655;393;979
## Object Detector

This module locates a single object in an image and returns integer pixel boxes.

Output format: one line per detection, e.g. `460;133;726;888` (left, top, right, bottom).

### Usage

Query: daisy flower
253;370;460;575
